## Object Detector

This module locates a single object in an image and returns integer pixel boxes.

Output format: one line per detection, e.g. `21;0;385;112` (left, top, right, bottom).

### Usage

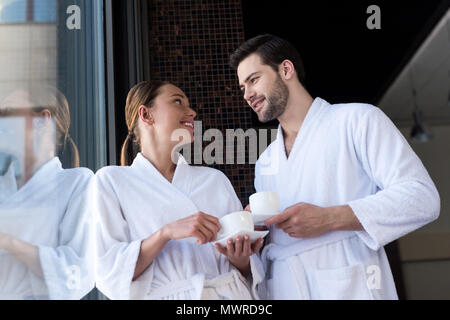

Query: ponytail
58;134;80;168
120;132;138;166
121;80;170;166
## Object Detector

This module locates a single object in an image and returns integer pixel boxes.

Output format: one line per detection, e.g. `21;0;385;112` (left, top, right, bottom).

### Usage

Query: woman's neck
20;153;54;188
141;145;177;183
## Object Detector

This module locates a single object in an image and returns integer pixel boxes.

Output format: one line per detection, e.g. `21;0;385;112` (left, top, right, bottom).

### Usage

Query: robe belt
146;269;250;300
262;231;357;267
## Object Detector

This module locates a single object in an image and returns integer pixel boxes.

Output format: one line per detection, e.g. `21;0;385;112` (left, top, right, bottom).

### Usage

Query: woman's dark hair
229;34;306;85
120;80;170;166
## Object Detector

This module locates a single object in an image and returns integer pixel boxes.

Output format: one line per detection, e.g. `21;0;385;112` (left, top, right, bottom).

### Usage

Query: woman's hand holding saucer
214;235;264;276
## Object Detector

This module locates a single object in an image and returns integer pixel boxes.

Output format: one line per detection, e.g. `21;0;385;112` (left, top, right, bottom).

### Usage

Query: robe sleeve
93;170;143;300
347;107;440;250
218;171;265;299
37;169;96;300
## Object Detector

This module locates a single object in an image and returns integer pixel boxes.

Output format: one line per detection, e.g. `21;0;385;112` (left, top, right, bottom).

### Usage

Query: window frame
103;0;150;165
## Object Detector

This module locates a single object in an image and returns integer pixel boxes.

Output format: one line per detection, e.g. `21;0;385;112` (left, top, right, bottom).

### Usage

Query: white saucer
212;230;269;247
251;213;279;224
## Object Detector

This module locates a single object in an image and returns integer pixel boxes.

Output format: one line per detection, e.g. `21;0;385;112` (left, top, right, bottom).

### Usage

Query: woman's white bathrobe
94;153;264;300
0;157;95;299
255;97;440;300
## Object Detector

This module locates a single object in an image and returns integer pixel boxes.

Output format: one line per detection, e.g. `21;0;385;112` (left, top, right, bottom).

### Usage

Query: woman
94;81;265;300
0;85;94;299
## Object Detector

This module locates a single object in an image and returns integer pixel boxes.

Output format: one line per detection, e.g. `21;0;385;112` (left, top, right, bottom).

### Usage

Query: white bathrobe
255;97;440;300
94;153;264;300
0;157;95;300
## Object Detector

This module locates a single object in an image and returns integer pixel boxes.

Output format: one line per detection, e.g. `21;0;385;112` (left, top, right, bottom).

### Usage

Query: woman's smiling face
147;83;197;145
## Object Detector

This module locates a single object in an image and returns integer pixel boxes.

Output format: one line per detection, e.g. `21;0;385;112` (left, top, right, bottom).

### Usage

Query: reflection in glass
0;85;95;299
0;0;57;24
33;0;57;23
0;0;27;23
0;0;108;300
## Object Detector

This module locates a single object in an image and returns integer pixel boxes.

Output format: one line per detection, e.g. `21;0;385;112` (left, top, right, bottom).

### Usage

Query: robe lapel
275;98;328;209
283;97;326;163
130;153;220;275
131;153;200;225
0;158;61;245
172;155;222;274
171;154;193;200
0;157;61;206
4;157;62;205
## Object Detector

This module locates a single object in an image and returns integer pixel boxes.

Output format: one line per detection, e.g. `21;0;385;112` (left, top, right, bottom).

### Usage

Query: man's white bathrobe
0;157;95;299
255;97;440;300
94;153;264;300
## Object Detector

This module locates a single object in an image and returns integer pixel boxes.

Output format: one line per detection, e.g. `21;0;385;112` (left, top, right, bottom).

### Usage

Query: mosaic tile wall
147;0;258;205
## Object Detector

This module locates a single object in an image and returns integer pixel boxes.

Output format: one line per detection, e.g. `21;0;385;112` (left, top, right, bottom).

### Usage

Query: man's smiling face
237;53;289;123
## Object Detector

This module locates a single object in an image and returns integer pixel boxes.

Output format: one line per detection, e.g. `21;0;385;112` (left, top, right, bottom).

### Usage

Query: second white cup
249;191;280;215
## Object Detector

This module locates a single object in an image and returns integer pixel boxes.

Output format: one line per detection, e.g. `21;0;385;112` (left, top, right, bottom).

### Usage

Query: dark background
241;0;450;127
242;0;449;104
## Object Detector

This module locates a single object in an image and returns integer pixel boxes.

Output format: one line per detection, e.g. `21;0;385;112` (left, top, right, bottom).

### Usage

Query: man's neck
278;84;314;141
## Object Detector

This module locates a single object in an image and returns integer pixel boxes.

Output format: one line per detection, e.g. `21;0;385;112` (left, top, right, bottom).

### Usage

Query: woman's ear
138;105;154;126
36;109;52;127
279;59;295;81
40;109;52;120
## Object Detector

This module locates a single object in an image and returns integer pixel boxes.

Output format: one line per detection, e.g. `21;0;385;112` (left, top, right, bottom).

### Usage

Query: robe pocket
312;264;374;300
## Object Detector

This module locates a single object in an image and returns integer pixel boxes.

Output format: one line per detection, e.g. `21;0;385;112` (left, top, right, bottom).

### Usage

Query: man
230;34;440;300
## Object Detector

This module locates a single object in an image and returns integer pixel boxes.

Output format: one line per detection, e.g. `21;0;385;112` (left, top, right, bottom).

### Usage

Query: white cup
218;211;254;239
249;191;280;215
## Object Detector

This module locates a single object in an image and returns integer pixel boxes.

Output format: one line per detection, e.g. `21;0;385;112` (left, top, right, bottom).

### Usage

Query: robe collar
131;152;191;192
276;97;328;161
0;157;62;204
130;152;200;225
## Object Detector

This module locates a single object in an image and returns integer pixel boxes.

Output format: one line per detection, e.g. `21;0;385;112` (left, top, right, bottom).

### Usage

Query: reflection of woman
0;85;94;299
95;81;264;300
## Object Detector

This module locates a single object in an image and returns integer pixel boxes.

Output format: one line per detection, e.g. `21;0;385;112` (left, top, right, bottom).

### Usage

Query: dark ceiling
241;0;450;105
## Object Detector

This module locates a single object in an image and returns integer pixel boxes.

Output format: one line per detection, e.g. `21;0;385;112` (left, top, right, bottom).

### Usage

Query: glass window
0;0;58;24
33;0;57;23
0;0;27;23
0;0;106;300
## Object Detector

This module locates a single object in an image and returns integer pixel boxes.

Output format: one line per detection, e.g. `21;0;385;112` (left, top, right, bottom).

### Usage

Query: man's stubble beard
258;75;289;123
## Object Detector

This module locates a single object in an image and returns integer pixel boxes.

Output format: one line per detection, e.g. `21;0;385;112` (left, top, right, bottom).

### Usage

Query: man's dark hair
229;34;306;85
